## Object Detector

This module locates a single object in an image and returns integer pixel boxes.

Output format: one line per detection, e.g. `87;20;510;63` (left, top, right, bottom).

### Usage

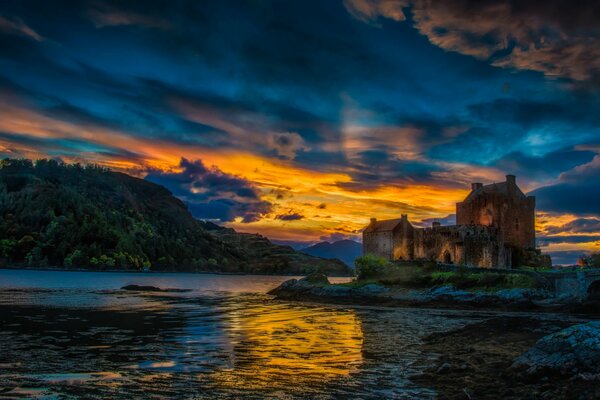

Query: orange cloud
0;85;557;243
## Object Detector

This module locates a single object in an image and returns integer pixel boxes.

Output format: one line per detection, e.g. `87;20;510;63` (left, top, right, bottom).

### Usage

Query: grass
514;265;556;273
347;256;542;291
428;270;538;290
338;279;379;288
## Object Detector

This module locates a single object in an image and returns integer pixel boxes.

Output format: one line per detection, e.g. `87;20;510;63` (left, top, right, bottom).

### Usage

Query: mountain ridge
0;158;350;275
300;239;362;268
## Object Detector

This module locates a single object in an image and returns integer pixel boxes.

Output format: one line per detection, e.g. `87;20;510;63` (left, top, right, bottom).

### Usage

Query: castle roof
464;181;526;202
363;218;403;233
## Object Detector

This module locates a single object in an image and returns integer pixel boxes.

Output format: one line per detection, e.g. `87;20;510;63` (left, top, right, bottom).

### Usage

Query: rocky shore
268;275;594;312
412;318;600;399
269;275;600;398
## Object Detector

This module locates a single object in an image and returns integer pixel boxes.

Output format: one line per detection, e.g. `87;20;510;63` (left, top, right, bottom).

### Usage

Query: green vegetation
428;270;538;290
0;158;236;270
515;265;555;273
352;255;543;290
0;158;350;275
578;253;600;268
355;254;388;279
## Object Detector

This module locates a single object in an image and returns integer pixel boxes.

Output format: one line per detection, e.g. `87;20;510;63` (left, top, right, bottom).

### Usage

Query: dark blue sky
1;0;600;262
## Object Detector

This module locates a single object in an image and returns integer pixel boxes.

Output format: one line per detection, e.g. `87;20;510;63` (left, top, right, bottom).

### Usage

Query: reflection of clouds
210;301;363;389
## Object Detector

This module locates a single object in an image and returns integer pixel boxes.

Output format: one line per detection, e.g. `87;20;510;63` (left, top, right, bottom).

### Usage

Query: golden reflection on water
208;302;364;390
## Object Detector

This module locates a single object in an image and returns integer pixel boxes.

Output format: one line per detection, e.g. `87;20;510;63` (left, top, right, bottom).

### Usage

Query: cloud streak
0;14;43;41
345;0;600;82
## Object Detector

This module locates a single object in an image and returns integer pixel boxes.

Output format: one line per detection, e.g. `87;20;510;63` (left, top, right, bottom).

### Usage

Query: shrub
504;274;536;289
374;264;436;288
303;273;329;285
477;272;504;288
579;253;600;268
430;271;454;284
355;254;389;280
422;260;438;272
64;249;86;268
449;273;480;289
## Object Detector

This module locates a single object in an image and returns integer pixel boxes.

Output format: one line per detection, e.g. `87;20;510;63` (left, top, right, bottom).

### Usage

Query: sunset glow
2;0;600;263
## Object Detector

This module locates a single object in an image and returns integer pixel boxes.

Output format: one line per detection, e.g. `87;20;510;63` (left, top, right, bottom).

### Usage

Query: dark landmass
208;228;351;275
411;318;600;400
299;239;362;268
121;285;191;292
268;274;600;313
0;159;350;275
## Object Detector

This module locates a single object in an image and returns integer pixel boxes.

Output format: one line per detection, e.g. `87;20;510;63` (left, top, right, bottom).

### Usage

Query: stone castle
363;175;544;268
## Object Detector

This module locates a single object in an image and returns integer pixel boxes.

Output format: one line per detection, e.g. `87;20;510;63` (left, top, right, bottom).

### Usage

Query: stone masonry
363;175;541;268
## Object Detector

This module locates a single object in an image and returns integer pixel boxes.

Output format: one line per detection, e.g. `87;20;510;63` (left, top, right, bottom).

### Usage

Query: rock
462;388;474;399
355;283;389;296
268;278;319;297
421;285;475;303
436;362;452;374
317;285;352;297
512;321;600;377
121;285;190;292
122;284;163;292
300;273;329;285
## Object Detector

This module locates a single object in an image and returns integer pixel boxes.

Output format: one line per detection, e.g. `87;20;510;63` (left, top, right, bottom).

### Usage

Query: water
0;270;571;399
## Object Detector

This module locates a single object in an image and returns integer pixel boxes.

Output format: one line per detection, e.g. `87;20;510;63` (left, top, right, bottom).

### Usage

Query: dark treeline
0;158;239;271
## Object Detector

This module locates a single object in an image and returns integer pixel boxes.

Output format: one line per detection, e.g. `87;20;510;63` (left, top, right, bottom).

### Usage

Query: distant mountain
300;240;362;267
0;158;350;275
270;239;313;250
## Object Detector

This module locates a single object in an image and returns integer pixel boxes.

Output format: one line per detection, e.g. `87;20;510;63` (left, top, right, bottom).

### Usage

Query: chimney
401;214;407;220
471;182;483;191
506;175;516;186
370;217;377;224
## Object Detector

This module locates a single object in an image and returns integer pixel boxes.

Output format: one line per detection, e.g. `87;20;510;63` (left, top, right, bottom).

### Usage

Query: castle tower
456;175;535;249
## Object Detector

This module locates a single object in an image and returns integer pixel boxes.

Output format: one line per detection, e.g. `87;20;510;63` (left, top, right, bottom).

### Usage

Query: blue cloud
146;158;272;223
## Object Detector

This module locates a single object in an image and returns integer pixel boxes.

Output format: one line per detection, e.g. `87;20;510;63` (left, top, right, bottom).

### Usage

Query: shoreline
410;317;599;399
268;277;600;316
0;266;351;278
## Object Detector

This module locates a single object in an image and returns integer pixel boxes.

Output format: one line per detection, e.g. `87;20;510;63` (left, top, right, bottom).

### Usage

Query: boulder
317;285;352;297
121;285;190;292
512;321;600;378
300;273;330;285
355;283;389;296
122;284;163;292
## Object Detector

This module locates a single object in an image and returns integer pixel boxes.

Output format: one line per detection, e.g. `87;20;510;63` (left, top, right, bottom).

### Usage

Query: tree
0;239;17;260
579;253;600;268
64;250;86;268
354;254;389;280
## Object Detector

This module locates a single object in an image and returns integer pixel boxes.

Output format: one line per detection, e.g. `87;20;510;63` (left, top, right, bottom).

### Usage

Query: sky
1;0;600;263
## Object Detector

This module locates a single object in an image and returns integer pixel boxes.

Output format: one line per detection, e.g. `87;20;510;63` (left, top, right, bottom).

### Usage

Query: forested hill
0;159;350;275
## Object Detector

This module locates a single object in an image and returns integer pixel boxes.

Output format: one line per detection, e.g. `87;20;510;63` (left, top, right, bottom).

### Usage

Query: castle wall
364;216;415;261
456;179;535;249
363;175;535;269
413;225;510;268
363;231;394;260
392;218;414;260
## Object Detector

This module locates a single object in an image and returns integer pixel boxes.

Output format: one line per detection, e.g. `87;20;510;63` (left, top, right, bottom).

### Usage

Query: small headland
268;256;600;313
